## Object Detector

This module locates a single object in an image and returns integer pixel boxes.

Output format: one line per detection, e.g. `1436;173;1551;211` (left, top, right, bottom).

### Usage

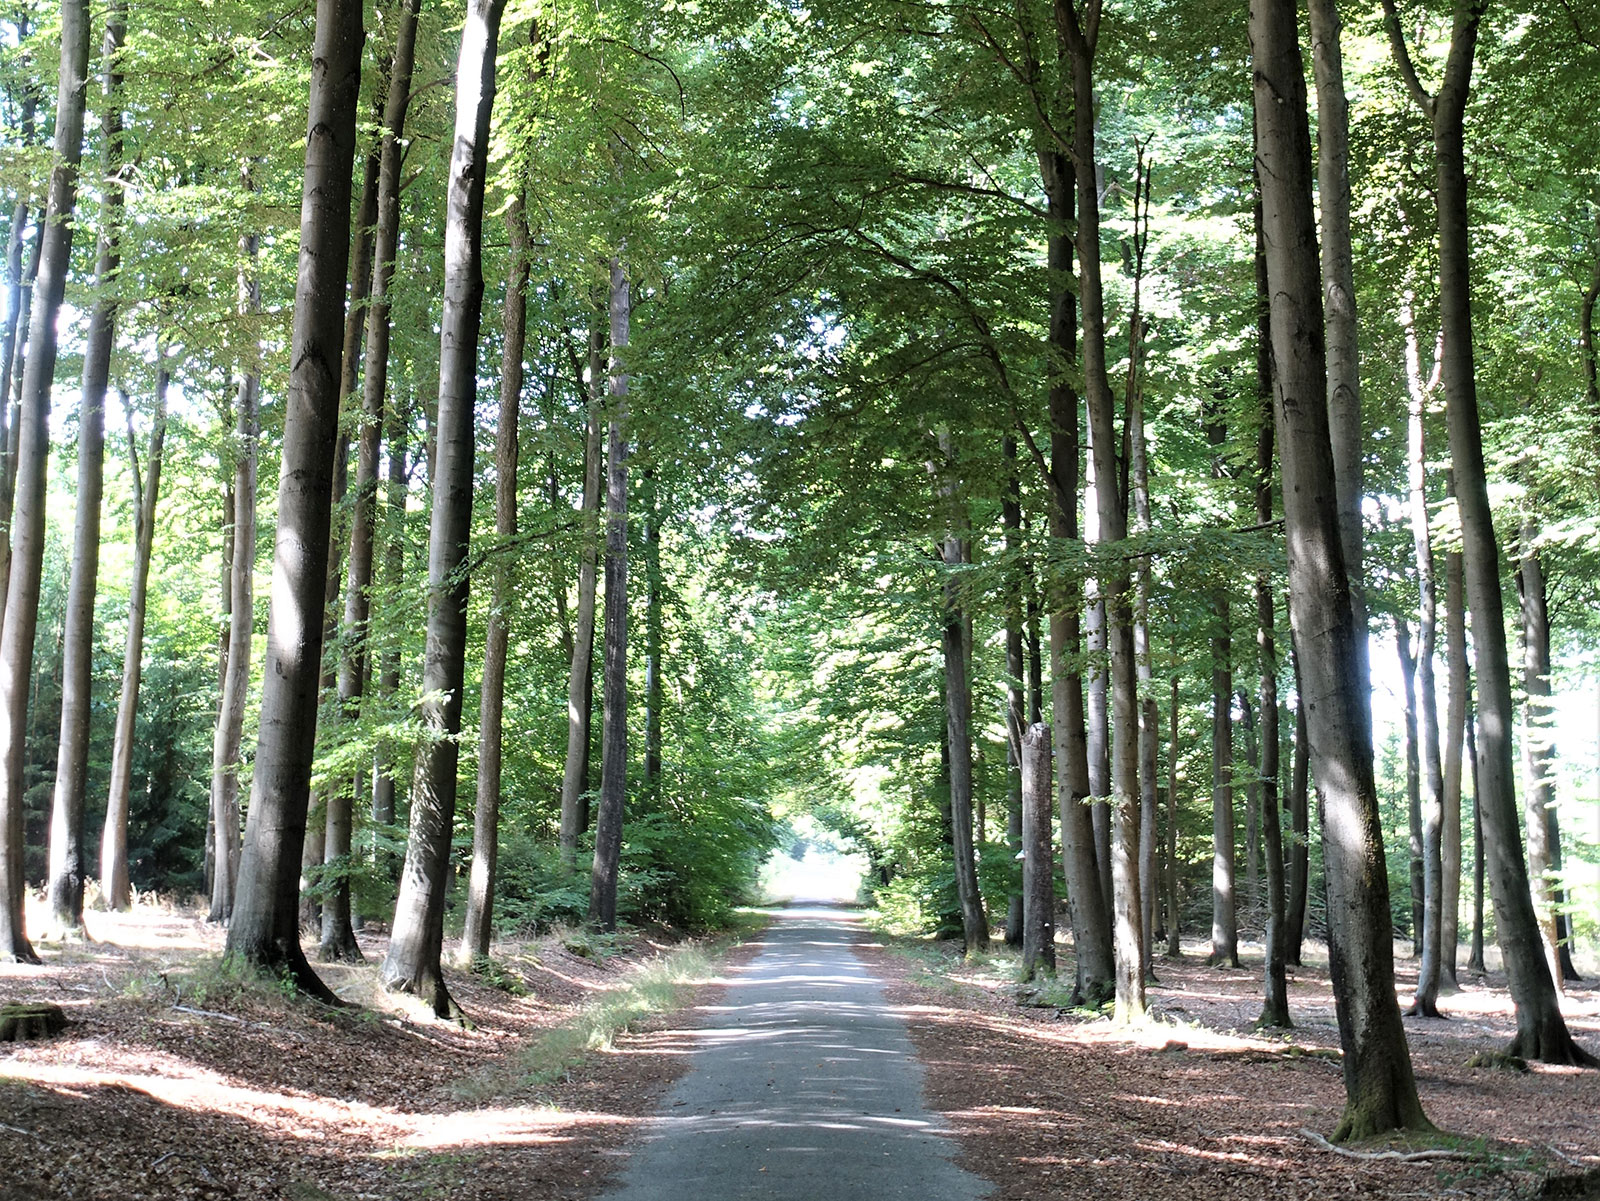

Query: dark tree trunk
1164;673;1181;958
1440;485;1468;989
1517;535;1565;988
323;0;422;963
1209;594;1237;967
224;0;364;1002
643;465;663;788
1382;0;1594;1066
1252;0;1432;1138
102;362;169;914
0;0;92;963
460;185;527;964
1020;723;1055;980
46;2;126;937
1003;438;1026;947
561;319;604;867
381;0;507;1016
588;257;630;932
1397;618;1424;949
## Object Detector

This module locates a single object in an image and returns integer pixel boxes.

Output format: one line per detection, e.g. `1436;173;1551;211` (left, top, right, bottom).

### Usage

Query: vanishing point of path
600;901;989;1201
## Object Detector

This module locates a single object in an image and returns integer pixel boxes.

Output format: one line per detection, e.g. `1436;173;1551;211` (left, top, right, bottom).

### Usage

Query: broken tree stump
0;1002;67;1042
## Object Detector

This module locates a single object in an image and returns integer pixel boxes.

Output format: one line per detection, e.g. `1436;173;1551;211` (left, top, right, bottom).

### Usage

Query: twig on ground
150;1151;178;1169
0;1121;34;1136
1298;1127;1475;1162
171;1004;248;1023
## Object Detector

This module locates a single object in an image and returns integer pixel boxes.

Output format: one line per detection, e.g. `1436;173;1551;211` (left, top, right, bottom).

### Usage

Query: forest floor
2;895;1599;1200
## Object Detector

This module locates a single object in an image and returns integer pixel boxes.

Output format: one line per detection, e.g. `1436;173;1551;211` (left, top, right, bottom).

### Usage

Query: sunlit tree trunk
1286;674;1310;966
589;257;631;932
1517;533;1566;987
47;3;126;937
560;320;605;868
1382;0;1594;1066
460;185;527;964
1252;0;1431;1138
1164;672;1182;958
1209;592;1237;967
1003;437;1026;946
0;0;92;963
224;0;364;1001
370;398;408;864
1397;618;1423;948
382;0;507;1015
1020;723;1055;979
0;49;38;615
102;362;169;915
1440;486;1468;989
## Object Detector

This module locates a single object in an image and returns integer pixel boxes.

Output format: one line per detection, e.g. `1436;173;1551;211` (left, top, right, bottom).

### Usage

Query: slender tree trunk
102;362;169;915
1003;438;1026;946
1517;534;1563;989
322;0;422;962
380;0;507;1015
460;186;527;964
1286;674;1310;966
370;403;407;871
207;166;263;926
1397;617;1423;948
1440;488;1468;989
1020;723;1055;980
1240;692;1261;916
588;257;631;932
0;60;37;605
1209;594;1237;967
1307;0;1370;698
1164;672;1182;958
224;0;364;1002
1403;300;1445;1014
643;465;663;788
1252;0;1431;1138
46;3;126;936
1382;0;1593;1066
0;0;92;963
561;319;605;867
1468;709;1486;972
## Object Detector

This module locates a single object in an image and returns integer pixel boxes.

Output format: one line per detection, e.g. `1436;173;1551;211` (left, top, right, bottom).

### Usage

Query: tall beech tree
45;1;125;937
224;0;364;999
461;186;528;963
0;0;90;963
383;0;509;1014
588;256;631;933
1251;0;1430;1140
102;360;170;912
1381;0;1596;1065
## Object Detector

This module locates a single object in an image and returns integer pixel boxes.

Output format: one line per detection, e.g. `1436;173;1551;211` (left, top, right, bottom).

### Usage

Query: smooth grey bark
1397;618;1423;947
370;400;408;863
1307;0;1370;696
1164;673;1182;958
1468;711;1486;972
224;0;363;1001
1209;593;1237;967
1517;535;1565;986
1440;497;1467;989
0;48;37;596
1383;0;1594;1066
1287;676;1310;966
322;0;422;963
588;257;631;932
1060;0;1143;1017
460;186;528;964
1003;437;1026;947
46;3;125;936
101;366;169;913
643;465;663;789
207;167;262;926
938;461;989;958
1403;302;1445;1014
1020;723;1055;980
0;0;92;963
381;0;507;1015
560;320;605;867
1252;0;1430;1139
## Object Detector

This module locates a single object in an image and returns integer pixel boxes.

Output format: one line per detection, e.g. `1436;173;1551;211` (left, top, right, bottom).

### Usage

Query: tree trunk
1517;534;1563;989
224;0;364;1002
380;0;507;1016
46;3;126;937
941;520;989;957
370;399;408;863
0;60;38;613
1209;594;1237;967
560;318;605;868
101;364;169;914
1003;438;1026;947
1286;677;1310;966
1397;617;1423;949
0;0;92;963
1468;710;1486;972
1164;673;1182;957
207;168;262;927
588;257;631;933
1020;723;1055;980
1403;300;1445;1015
1307;0;1370;698
1252;0;1432;1138
1240;692;1260;917
1440;488;1468;990
322;0;421;963
460;185;527;964
1382;0;1594;1066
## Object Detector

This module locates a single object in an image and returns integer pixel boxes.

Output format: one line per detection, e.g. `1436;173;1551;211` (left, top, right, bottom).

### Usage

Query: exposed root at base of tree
1299;1127;1474;1162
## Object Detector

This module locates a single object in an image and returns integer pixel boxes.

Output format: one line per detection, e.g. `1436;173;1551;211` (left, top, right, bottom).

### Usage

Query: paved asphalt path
598;901;989;1201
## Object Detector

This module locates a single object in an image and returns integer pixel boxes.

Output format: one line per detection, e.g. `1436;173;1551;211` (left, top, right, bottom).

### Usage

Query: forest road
596;900;989;1201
